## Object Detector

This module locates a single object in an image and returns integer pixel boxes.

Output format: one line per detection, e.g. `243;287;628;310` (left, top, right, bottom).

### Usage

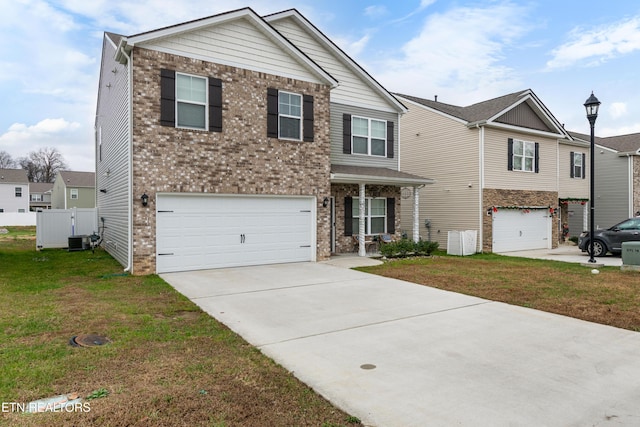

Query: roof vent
434;95;438;102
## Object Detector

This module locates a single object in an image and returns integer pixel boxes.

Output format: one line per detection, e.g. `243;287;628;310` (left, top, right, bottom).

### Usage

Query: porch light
141;192;149;207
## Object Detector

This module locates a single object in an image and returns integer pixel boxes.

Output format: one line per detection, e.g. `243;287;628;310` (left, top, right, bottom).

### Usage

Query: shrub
379;238;439;258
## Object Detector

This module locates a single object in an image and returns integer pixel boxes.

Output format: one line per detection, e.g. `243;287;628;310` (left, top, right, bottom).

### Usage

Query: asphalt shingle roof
58;171;95;188
0;168;28;184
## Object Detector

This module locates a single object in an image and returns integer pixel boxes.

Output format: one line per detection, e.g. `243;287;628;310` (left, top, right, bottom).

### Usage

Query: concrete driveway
498;244;623;267
161;262;640;427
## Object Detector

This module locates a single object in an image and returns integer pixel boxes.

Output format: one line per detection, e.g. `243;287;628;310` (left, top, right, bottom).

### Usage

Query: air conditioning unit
68;235;89;252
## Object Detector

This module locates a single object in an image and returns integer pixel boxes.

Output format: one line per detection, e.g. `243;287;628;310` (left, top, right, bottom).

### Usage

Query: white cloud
0;118;81;146
546;16;640;70
609;102;628;119
364;5;388;19
373;2;530;104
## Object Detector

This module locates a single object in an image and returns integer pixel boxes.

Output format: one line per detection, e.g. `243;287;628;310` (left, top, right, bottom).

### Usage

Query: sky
2;0;640;172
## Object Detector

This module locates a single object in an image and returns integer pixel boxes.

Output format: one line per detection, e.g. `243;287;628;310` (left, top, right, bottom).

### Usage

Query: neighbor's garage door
492;208;551;252
156;194;315;273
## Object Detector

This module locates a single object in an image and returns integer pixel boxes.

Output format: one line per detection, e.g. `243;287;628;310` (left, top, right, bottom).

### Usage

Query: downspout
477;124;484;252
627;154;634;217
121;45;133;273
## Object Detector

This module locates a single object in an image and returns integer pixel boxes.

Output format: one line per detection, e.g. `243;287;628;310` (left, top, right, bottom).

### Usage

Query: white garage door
492;208;551;252
156;194;315;273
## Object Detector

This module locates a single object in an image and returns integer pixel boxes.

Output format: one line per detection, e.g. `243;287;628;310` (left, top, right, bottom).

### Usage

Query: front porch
330;165;435;257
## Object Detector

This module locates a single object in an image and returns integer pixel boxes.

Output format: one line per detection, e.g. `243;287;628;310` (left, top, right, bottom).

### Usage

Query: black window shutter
386;198;395;234
209;77;222;133
534;142;540;173
303;95;314;142
267;88;278;138
343;114;352;154
387;121;395;158
507;138;513;170
570;151;575;178
344;197;353;236
160;69;175;127
582;153;586;179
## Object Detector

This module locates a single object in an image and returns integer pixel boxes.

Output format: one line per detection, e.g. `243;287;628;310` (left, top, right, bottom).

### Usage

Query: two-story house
0;168;29;213
28;182;53;211
96;8;432;275
51;171;96;209
568;131;640;230
396;90;589;253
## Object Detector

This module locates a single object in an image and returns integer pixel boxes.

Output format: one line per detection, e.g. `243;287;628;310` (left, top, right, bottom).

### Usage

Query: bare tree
0;151;16;169
19;147;68;182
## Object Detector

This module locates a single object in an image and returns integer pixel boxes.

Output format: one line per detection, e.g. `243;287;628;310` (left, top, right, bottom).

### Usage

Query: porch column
413;186;420;242
359;182;366;257
583;202;589;232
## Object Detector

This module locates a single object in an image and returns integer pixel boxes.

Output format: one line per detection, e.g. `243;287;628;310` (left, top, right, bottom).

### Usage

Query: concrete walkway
162;261;640;427
497;244;623;267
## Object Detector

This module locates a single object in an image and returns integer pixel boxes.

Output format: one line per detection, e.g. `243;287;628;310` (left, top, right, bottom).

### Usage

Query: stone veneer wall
483;188;559;252
331;184;401;253
131;47;332;274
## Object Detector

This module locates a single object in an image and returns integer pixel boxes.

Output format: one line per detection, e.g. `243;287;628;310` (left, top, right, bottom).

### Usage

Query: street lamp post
584;92;600;263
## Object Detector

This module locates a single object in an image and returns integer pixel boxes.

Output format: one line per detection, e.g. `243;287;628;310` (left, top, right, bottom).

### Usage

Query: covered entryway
492;208;551;252
156;194;315;273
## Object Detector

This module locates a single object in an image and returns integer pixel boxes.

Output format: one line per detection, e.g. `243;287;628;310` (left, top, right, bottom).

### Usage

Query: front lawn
0;227;361;426
358;253;640;331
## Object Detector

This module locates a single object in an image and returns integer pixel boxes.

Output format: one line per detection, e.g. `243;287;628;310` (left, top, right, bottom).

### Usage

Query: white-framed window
18;209;25;213
70;189;78;200
572;152;584;178
176;72;207;130
512;139;536;172
278;91;302;140
352;197;386;235
15;187;22;197
31;194;43;202
352;116;386;157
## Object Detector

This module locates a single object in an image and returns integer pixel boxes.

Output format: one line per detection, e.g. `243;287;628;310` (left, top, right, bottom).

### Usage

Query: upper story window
31;194;43;202
15;187;22;197
267;88;314;142
352;117;386;157
70;189;78;200
571;152;585;179
176;73;207;130
160;69;222;133
508;138;539;173
278;91;302;140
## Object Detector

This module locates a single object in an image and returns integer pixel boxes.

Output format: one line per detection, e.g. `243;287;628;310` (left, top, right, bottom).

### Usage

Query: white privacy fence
0;212;37;226
36;208;99;249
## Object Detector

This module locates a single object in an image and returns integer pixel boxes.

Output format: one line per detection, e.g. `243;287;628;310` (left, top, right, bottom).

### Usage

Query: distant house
569;131;640;230
396;89;589;253
29;182;53;211
51;171;96;209
0;168;29;213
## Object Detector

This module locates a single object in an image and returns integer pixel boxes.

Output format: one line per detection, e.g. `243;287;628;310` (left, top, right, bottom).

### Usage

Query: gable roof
29;182;54;193
0;168;28;184
115;7;337;87
263;9;407;113
58;171;96;188
396;89;570;139
596;133;640;154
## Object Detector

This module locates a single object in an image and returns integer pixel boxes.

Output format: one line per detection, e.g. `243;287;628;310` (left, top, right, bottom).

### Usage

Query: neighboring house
51;171;96;209
96;7;432;275
0;168;29;213
569;131;640;230
29;182;53;211
396;90;589;253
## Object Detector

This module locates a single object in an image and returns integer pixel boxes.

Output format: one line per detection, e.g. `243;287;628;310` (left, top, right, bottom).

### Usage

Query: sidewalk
497;244;623;267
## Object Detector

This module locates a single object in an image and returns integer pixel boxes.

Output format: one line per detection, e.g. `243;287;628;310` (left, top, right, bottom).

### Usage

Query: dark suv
578;217;640;256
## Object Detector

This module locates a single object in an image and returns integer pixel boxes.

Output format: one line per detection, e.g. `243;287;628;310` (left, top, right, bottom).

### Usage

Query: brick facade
130;47;332;274
483;188;559;252
331;184;402;253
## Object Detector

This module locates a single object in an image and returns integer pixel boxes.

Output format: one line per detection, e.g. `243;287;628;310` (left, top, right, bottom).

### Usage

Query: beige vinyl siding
483;128;557;192
558;143;589;199
140;18;322;84
398;103;480;250
269;17;397;112
95;34;131;267
331;103;398;169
